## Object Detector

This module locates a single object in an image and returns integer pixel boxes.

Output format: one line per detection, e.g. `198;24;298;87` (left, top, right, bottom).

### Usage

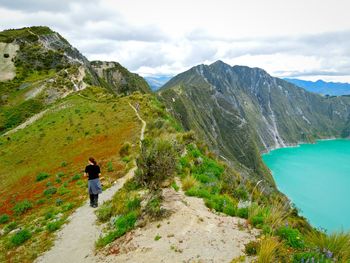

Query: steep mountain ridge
159;61;350;184
0;26;150;134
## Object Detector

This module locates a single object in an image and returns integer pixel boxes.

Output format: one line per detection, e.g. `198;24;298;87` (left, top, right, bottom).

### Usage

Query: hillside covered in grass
1;26;350;263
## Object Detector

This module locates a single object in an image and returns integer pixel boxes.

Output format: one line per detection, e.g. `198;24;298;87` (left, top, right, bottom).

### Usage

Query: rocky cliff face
159;61;350;183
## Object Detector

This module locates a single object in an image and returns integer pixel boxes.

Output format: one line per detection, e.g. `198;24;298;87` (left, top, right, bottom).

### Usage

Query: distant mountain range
284;78;350;96
144;76;172;90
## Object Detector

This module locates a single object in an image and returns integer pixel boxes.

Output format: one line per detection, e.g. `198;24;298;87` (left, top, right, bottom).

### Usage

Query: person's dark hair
89;157;97;165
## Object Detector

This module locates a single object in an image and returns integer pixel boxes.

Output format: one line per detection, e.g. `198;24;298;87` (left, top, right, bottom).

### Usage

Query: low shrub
181;175;197;191
185;186;211;199
47;220;63;232
36;172;50;182
0;214;10;224
233;187;249;201
145;194;164;218
44;187;57;196
61;203;74;212
61;161;67;167
204;194;237;216
154;234;162;241
171;181;179;192
237;207;249;219
56;172;65;178
135;139;178;190
245;240;260;255
257;236;283;263
13;200;32;215
71;174;81;181
4;222;18;233
119;142;131;157
126;197;141;211
107;162;114;172
277;226;304;249
305;230;350;261
57;186;70;195
10;229;31;246
96;203;113;223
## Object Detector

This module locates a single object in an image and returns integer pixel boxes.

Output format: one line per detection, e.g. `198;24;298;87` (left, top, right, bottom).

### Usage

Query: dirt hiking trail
35;103;146;263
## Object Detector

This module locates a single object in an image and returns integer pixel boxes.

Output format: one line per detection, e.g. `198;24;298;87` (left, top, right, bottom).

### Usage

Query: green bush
185;186;211;199
251;215;265;227
277;226;304;249
61;203;74;212
10;229;31;246
61;161;67;167
44;187;57;196
4;222;18;233
96;203;113;222
71;174;82;181
47;220;63;232
0;214;10;224
107;161;114;172
57;186;70;195
135;139;178;189
237;207;249;219
13;200;32;215
56;172;65;178
233;187;249;201
36;172;50;182
126;197;141;211
204;194;237;215
171;181;179;192
245;240;259;255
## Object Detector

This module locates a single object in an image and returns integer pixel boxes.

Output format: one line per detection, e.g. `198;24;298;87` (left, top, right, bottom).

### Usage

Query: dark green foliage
13;200;32;215
245;241;259;255
0;214;10;224
4;222;17;233
61;203;74;212
56;199;63;206
57;186;70;195
251;215;265;227
171;181;179;192
185;187;211;199
96;211;138;248
126;197;141;211
10;229;31;246
237;207;249;219
107;161;114;172
277;226;304;249
61;161;67;167
46;220;63;232
36;172;50;182
123;179;142;191
0;26;53;43
135;139;178;189
1;99;44;131
44;187;57;196
204;194;236;216
233;187;249;201
71;174;82;181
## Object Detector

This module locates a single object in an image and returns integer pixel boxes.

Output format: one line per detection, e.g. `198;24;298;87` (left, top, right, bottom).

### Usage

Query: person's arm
84;166;88;178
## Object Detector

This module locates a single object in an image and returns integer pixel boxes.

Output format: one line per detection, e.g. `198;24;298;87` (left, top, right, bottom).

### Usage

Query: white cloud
0;0;350;81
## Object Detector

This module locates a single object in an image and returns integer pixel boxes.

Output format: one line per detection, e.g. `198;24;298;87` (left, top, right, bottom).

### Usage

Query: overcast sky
1;0;350;82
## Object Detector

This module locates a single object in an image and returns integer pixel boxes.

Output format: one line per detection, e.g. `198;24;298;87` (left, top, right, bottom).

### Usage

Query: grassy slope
0;87;143;262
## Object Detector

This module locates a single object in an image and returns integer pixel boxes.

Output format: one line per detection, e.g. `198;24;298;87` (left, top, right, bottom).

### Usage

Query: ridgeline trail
35;103;146;263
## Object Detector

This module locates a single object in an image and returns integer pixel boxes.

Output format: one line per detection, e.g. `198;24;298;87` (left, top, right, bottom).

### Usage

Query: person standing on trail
84;157;102;208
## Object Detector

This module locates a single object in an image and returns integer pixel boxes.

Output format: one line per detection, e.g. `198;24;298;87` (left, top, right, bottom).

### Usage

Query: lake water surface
262;139;350;232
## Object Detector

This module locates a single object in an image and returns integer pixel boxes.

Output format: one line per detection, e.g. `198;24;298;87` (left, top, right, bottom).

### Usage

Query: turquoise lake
262;139;350;232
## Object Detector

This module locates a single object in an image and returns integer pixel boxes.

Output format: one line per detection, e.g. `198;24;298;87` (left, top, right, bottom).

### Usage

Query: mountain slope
0;26;150;134
285;78;350;96
159;61;350;184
